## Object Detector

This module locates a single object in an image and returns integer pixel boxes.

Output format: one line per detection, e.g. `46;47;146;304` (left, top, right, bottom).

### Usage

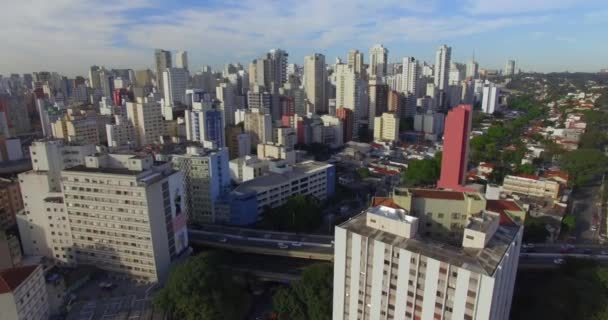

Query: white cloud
466;0;597;14
0;0;556;76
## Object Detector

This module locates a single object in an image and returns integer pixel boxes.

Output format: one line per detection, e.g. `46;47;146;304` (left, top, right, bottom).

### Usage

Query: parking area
65;274;163;320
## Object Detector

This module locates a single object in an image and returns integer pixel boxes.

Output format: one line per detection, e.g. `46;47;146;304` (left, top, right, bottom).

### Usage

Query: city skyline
2;0;608;76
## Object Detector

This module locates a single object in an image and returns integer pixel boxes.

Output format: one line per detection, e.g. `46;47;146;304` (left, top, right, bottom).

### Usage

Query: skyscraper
434;45;451;91
482;83;500;114
438;104;472;191
176;50;188;70
216;82;236;126
347;50;365;75
368;79;388;131
163;68;189;106
88;65;102;89
154;49;172;92
369;44;388;78
303;53;327;113
466;59;479;79
504;60;516;76
126;97;164;147
401;57;419;95
335;63;366;139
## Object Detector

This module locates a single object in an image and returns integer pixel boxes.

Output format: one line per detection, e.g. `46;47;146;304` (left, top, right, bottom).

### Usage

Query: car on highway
553;258;565;265
600;250;608;255
583;248;593;254
291;242;302;247
219;237;228;243
277;242;289;249
522;243;535;249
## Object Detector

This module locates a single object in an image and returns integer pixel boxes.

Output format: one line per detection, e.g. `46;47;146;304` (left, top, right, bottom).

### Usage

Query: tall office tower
336;107;354;142
268;48;289;86
247;88;272;115
61;153;188;282
225;124;245;159
0;178;22;231
466;59;479;79
347;50;365;75
369;44;388;78
504;60;516;76
438;104;472;191
154;49;172;92
163;68;189;107
401;57;420;96
185;92;225;149
126;97;164;147
135;69;153;87
216;82;236;126
248;61;258;87
280;83;307;117
273;126;296;151
176;50;188;70
303;53;327;113
171;146;230;225
335;63;366;139
17;140;95;263
88;66;102;89
368;79;389;131
191;67;218;94
333;188;522;320
99;70;114;98
449;62;466;85
482;83;500;114
106;113;136;151
0;265;51;320
244;108;272;146
434;45;451;91
51;108;100;145
373;112;399;142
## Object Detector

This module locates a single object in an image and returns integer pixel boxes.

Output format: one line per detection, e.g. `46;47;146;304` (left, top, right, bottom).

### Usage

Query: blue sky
1;0;607;76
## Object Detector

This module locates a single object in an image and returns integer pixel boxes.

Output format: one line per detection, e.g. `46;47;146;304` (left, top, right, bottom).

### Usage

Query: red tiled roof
545;170;569;181
487;200;524;227
410;189;465;200
0;265;38;294
372;197;403;209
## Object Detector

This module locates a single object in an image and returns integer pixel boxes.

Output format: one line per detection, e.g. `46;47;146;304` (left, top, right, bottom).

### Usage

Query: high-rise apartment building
438;105;472;191
106;113;136;151
135;69;153;87
466;59;479;79
0;178;23;230
304;54;327;113
347;50;365;75
185;98;225;149
481;83;499;114
171;147;230;225
126;97;164;147
163;68;189;107
434;45;452;91
335;64;366;139
244;108;272;146
336;107;354;143
51;108;100;145
251;49;288;90
368;80;389;131
176;50;188;70
17;140;96;263
154;49;172;92
402;57;420;96
504;60;516;76
0;265;50;320
88;66;102;89
373;112;400;142
61;153;188;282
332;188;522;320
216;82;236;126
369;44;388;78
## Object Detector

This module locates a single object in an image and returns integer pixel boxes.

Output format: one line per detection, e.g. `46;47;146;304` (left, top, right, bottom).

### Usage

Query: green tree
516;163;536;175
273;263;333;320
562;214;577;232
153;253;250;320
402;158;440;187
559;149;608;186
356;167;371;180
262;195;323;232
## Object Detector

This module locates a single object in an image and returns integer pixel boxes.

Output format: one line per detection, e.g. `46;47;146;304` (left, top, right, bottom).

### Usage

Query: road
570;184;603;242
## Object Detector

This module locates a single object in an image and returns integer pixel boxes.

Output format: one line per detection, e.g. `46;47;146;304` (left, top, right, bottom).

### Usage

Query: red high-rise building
438;104;472;191
336;107;354;143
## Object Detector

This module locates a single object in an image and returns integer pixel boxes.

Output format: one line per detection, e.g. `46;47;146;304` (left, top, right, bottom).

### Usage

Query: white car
591;226;598;231
277;242;289;249
291;242;302;247
219;237;228;243
553;258;565;265
522;243;535;249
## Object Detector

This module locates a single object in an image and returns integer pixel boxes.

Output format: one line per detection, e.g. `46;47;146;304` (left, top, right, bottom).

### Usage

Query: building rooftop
339;210;520;276
409;188;466;201
0;265;38;294
232;161;332;195
367;205;413;223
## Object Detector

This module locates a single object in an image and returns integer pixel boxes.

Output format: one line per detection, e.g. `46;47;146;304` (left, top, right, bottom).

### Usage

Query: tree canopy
272;263;333;320
559;148;608;186
261;195;323;232
401;152;442;187
153;253;250;320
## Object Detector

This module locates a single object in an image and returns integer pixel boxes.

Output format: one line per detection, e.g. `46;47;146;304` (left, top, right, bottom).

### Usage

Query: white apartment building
257;143;296;165
369;44;388;78
502;175;560;200
466;59;479;79
163;67;189;107
244;109;272;146
401;57;419;96
304;53;327;113
176;51;188;70
18;140;96;263
0;265;50;320
504;60;515;77
106;113;136;151
61;153;188;282
434;45;452;91
232;160;334;214
170;147;230;225
126;97;164;147
481;84;499;114
216;82;236;126
374;112;400;142
333;204;522;320
335;63;367;139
